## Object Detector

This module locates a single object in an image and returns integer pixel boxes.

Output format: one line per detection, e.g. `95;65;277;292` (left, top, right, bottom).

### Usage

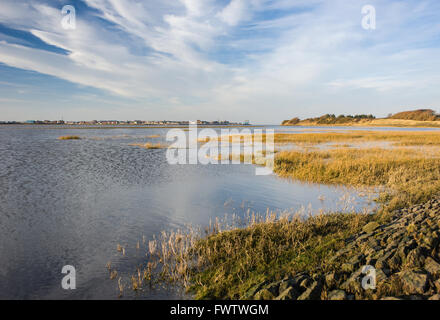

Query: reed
118;277;124;298
131;275;139;291
110;270;118;280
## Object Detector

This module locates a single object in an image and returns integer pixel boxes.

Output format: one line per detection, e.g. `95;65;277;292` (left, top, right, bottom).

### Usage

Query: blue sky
0;0;440;123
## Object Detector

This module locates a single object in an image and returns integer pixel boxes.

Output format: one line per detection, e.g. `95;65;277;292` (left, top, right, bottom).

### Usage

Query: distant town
0;119;251;126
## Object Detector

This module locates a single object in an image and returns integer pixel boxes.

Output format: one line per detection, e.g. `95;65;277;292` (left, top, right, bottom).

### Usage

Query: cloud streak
0;0;440;122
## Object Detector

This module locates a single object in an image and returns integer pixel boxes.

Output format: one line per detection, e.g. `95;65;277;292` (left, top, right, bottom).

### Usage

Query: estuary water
0;125;436;299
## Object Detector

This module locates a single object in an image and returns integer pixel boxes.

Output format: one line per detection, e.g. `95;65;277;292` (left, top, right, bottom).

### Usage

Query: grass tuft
58;135;81;140
130;142;167;149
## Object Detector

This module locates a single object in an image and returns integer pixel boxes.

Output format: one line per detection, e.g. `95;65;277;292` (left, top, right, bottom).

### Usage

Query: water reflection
0;126;381;299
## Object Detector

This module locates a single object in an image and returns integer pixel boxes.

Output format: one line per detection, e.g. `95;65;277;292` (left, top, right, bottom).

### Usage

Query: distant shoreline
0;124;260;129
283;118;440;128
282;109;440;128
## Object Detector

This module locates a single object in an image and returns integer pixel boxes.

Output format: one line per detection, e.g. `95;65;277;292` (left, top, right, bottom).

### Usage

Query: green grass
187;212;371;299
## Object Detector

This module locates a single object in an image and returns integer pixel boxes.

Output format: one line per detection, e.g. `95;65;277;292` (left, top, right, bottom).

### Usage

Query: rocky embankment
250;198;440;300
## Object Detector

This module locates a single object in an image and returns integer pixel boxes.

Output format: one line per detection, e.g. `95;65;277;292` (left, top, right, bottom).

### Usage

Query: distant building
13;119;244;126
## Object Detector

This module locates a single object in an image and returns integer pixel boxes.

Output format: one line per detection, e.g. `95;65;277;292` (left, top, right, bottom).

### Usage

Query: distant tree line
282;114;375;125
282;109;440;126
305;114;375;124
387;109;440;121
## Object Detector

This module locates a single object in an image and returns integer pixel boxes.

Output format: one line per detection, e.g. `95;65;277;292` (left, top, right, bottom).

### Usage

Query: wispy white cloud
218;0;250;26
0;0;440;121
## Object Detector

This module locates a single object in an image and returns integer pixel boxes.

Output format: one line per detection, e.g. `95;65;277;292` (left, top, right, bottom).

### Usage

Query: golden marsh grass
273;131;440;146
129;142;168;149
275;145;440;217
199;131;440;147
113;130;440;299
58;135;81;140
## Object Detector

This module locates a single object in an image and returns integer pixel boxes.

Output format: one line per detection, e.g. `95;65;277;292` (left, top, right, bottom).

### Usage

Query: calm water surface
1;125;435;299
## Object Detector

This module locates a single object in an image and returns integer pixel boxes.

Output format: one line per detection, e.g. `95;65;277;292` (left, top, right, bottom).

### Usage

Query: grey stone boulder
434;279;440;291
362;222;380;234
328;290;347;300
243;281;267;299
275;287;298;300
396;240;417;260
264;282;281;296
342;255;365;273
375;268;388;284
340;268;364;293
404;248;426;268
299;277;313;290
325;272;337;287
425;257;440;276
375;251;394;269
397;270;428;295
254;288;275;300
278;276;299;293
291;272;311;289
297;281;322;300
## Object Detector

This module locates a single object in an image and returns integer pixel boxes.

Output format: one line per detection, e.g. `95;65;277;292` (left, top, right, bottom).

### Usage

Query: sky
0;0;440;123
